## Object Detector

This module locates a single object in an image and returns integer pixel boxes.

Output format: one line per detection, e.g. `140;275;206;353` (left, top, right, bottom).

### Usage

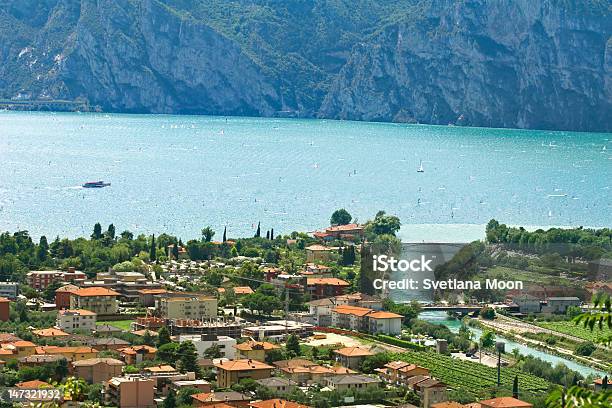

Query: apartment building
177;334;237;359
156;293;218;320
0;282;18;299
234;341;280;362
72;358;124;383
214;359;274;388
56;309;97;333
330;305;402;335
105;376;156;408
27;268;86;290
69;287;120;315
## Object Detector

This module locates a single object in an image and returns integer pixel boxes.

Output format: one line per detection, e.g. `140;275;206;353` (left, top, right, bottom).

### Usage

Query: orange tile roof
478;397;533;408
432;402;468;408
234;341;280;352
35;346;98;355
333;305;373;316
250;399;311;408
33;328;70;337
384;361;410;370
72;287;120;297
214;359;274;371
233;286;255;295
58;309;97;316
307;278;349;286
12;340;37;348
329;366;357;374
326;223;363;232
0;297;9;303
119;345;157;355
367;311;403;319
15;380;52;389
56;284;79;293
144;364;177;373
334;346;374;357
399;364;428;374
137;289;168;295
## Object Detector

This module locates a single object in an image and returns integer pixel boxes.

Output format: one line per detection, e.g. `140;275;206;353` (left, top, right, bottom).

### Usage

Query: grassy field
536;321;606;343
96;320;134;331
478;266;577;287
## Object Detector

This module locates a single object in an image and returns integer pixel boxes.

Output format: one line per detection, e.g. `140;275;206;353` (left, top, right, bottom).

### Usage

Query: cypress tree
266;230;270;240
107;224;116;240
223;226;227;242
150;234;156;261
512;375;519;398
172;242;179;259
270;228;274;240
91;223;102;240
255;222;261;238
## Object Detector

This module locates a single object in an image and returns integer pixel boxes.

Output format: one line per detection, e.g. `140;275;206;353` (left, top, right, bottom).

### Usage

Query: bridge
421;305;482;313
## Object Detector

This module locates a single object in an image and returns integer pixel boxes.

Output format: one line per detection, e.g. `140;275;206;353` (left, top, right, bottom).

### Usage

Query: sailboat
417;160;424;173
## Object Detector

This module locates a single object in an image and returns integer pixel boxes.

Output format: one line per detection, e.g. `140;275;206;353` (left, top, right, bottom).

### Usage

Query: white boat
417;160;424;173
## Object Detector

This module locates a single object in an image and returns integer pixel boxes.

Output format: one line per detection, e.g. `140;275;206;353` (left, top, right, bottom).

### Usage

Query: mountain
0;0;610;132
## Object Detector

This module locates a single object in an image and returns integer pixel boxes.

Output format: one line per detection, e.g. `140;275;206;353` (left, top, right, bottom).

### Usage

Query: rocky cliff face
319;0;612;132
0;0;610;131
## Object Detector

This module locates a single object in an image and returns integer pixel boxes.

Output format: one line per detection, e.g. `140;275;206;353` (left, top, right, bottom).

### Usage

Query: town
0;212;609;408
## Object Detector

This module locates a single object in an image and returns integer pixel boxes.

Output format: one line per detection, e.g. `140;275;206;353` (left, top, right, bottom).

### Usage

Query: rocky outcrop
0;0;610;131
319;0;612;132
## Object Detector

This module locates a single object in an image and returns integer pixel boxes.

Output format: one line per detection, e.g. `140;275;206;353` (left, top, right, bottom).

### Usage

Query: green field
537;321;606;343
390;350;551;400
96;320;134;331
478;266;577;287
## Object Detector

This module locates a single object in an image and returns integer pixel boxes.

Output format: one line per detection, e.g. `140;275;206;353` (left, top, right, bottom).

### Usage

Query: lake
0;111;610;240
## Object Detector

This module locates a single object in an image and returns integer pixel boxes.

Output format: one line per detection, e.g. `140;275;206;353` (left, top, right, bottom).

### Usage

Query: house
218;287;255;297
255;377;298;394
376;361;429;385
313;223;365;242
478;397;533;408
306;277;350;297
305;245;336;263
137;288;168;306
542;297;581;314
332;305;372;331
35;346;99;362
156;293;218;319
27;268;86;290
0;297;10;322
415;379;448;408
304;263;333;276
72;358;124;383
214;359;274;388
119;345;157;365
242;320;314;340
167;244;189;260
55;284;79;309
69;287;120;316
171;379;212;393
0;282;18;299
177;334;237;359
308;298;336;326
594;377;612;391
87;337;130;351
334;347;374;370
250;399;311;408
94;324;123;336
323;374;380;392
18;354;65;368
234;340;280;362
279;363;355;386
272;358;319;369
56;309;97;333
511;294;541;314
105;376;156;408
32;327;70;340
367;311;403;335
191;391;250;408
0;340;37;360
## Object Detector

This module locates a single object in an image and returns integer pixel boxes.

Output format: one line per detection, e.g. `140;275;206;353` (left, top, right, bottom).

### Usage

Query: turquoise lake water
0;111;610;239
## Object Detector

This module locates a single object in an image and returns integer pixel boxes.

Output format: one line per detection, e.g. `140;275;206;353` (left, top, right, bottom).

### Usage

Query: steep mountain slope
0;0;610;131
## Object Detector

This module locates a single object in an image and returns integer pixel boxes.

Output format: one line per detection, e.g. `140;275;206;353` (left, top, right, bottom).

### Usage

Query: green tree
177;341;201;376
255;222;261;238
150;234;156;261
37;235;49;262
575;342;596;356
223;226;227;242
366;211;401;236
574;292;611;346
203;344;222;359
157;326;171;347
172;243;179;260
177;387;201;406
330;209;352;225
512;375;519;398
107;224;116;240
158;342;179;363
62;377;87;402
285;334;300;356
201;227;215;243
91;223;102;240
163;389;177;408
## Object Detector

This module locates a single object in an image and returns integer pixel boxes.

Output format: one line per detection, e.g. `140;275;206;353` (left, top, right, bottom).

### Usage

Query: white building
0;282;18;299
176;334;236;359
56;309;97;333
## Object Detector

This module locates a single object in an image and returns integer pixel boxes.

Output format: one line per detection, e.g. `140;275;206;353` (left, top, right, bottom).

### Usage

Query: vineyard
536;321;605;343
389;350;551;399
